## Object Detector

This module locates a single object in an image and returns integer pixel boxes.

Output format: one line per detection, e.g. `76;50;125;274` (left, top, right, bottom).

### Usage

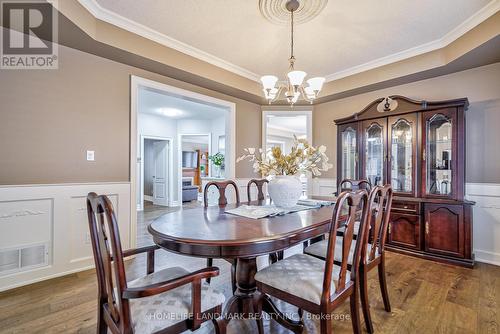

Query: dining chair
255;189;371;334
87;192;226;334
203;180;240;291
304;185;394;333
246;178;269;202
246;178;284;264
339;178;372;192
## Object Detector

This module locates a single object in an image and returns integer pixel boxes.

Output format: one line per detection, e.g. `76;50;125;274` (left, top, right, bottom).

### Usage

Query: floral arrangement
237;136;333;177
208;152;224;166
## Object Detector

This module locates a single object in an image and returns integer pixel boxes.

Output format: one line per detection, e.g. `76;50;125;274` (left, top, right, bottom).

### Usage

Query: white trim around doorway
130;75;236;249
139;135;174;212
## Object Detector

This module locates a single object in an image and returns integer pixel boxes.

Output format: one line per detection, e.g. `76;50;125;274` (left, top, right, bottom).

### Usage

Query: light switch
86;150;95;161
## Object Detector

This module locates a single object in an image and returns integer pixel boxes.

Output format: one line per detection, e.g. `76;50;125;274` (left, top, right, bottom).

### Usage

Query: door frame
178;133;212;204
131;75;236;249
139;135;173;211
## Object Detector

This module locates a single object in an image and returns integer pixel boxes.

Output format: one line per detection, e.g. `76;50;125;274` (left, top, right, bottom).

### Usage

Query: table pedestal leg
220;257;303;334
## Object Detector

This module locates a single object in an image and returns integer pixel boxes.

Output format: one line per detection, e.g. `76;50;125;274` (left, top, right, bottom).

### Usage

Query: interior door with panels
424;203;465;258
361;118;387;186
388;113;417;197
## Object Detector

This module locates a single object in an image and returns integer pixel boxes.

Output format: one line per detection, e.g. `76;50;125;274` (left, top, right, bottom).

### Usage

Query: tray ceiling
84;0;498;82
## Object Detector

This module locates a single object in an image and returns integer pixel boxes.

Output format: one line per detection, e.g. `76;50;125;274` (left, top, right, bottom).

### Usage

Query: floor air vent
0;243;49;276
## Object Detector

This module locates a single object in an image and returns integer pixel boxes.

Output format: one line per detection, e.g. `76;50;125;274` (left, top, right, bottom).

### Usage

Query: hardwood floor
0;201;499;333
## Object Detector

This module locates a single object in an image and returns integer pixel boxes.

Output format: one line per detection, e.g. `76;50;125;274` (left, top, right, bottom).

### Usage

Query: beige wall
0;42;260;185
313;62;500;183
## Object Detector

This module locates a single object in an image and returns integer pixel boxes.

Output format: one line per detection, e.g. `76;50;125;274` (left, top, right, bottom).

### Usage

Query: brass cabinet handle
423;148;426;161
425;221;429;234
388;223;392;234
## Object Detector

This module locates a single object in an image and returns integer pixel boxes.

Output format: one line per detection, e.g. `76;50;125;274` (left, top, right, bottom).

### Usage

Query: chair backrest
365;184;393;263
321;189;369;304
203;180;240;207
87;192;131;331
247;178;269;201
339;179;372;192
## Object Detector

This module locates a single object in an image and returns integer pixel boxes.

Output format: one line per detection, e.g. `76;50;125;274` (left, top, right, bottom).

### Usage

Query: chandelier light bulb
307;77;325;92
260;75;278;90
287;70;307;86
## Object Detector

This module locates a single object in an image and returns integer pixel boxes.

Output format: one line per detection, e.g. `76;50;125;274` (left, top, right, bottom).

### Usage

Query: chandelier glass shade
260;0;325;105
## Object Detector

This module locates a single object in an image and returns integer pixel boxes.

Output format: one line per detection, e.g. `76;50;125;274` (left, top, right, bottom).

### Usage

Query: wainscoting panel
0;183;130;292
466;183;500;266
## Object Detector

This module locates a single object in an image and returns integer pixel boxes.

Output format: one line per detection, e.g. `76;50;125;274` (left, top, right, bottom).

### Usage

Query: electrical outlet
85;232;91;244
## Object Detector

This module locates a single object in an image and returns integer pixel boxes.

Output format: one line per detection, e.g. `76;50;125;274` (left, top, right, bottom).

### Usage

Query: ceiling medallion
260;0;325;105
259;0;328;25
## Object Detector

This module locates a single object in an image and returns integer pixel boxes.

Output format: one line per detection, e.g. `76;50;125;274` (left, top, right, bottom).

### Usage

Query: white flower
248;148;255;154
318;145;326;153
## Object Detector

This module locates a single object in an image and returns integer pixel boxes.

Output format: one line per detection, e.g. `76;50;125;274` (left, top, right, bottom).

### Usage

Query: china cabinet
335;96;474;267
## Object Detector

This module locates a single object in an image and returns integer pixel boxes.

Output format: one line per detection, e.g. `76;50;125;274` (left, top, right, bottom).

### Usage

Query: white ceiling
139;87;228;120
86;0;496;81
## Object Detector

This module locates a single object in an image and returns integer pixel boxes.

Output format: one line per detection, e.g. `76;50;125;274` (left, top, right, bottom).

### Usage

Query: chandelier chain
290;9;294;69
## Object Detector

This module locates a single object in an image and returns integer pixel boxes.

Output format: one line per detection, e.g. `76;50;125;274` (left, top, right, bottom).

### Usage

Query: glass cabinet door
363;120;386;186
340;124;358;180
389;115;416;195
423;110;456;197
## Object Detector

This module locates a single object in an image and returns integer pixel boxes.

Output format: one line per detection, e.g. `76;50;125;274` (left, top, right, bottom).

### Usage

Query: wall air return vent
0;243;49;276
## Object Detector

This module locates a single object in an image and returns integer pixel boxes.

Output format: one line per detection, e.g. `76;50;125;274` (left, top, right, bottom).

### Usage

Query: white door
153;141;169;206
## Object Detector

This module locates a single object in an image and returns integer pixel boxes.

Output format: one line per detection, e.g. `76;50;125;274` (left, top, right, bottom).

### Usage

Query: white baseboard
473;249;500;266
144;195;153;202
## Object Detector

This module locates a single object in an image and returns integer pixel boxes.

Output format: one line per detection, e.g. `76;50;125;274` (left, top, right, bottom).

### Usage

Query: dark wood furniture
86;193;225;334
148;197;338;333
304;185;394;333
247;178;269;201
203;180;240;289
255;190;370;334
339;178;372;192
335;96;474;267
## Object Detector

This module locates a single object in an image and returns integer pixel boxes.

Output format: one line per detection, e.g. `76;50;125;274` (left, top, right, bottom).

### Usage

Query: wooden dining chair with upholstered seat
339;178;372;192
86;192;226;334
204;180;240;291
246;178;269;202
255;190;371;334
304;185;394;333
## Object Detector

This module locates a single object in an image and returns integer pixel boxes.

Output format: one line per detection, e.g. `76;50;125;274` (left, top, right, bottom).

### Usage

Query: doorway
139;136;173;211
179;134;211;206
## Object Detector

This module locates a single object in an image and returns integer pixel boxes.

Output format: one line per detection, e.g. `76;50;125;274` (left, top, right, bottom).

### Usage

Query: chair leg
360;266;374;333
320;318;332;334
206;258;213;284
350;280;362;334
378;255;391;312
212;318;227;334
97;305;107;334
231;261;237;294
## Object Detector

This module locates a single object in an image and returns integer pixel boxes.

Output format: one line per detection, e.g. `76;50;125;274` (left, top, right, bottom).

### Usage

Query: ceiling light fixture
260;0;325;105
156;108;184;117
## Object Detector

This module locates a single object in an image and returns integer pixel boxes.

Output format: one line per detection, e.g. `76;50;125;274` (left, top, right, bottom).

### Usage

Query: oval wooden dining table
148;198;336;333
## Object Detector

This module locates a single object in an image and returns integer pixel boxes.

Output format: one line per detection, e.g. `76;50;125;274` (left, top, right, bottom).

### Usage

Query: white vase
268;175;302;208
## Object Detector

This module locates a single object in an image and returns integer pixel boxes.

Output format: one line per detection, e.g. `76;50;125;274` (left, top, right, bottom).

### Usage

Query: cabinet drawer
392;201;420;214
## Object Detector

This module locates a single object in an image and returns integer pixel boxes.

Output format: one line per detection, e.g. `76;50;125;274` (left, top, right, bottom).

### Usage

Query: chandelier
260;0;325;105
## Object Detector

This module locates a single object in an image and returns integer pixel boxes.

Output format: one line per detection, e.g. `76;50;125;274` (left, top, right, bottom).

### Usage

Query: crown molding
325;0;500;82
77;0;262;82
77;0;499;85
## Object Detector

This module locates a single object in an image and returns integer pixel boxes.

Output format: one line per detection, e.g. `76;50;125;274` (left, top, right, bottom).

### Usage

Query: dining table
148;197;337;332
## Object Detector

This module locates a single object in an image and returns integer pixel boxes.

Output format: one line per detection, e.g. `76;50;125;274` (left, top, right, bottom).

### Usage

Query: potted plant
237;136;333;207
208;152;224;178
